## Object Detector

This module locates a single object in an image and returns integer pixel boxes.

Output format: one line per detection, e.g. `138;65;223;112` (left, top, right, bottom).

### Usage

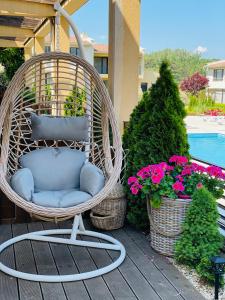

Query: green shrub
187;90;214;114
64;86;85;116
123;93;149;228
208;103;225;113
123;61;189;229
175;187;223;284
44;84;52;102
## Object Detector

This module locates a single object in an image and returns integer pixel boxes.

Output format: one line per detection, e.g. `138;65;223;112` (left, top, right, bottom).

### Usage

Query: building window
45;46;51;53
94;57;108;74
213;69;224;81
45;73;51;85
70;47;81;57
211;90;225;103
141;82;148;92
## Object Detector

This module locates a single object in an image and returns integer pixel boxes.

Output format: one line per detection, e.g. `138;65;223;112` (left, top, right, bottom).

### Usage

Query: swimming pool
188;133;225;168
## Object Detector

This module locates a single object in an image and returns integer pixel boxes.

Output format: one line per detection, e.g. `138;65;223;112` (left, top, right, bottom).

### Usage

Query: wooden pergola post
34;36;45;54
24;47;32;60
58;16;70;53
108;0;141;133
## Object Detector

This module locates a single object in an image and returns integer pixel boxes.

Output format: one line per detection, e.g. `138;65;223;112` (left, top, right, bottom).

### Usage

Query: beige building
45;33;148;94
206;60;225;103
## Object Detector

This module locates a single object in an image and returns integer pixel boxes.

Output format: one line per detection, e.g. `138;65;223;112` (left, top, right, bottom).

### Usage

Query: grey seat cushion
31;113;89;141
32;189;91;208
80;162;105;196
20;147;86;191
11;168;34;201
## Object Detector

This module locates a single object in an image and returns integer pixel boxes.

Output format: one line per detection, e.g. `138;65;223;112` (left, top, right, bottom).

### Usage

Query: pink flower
130;186;139;195
130;182;143;195
172;181;185;192
181;166;192;176
196;182;203;189
159;162;168;171
166;165;174;172
151;165;165;184
191;163;206;173
151;175;162;184
206;166;223;177
137;166;151;179
169;155;188;166
176;175;184;182
128;176;138;185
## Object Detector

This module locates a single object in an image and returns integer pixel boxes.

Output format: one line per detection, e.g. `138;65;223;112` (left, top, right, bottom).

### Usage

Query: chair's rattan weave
0;52;122;219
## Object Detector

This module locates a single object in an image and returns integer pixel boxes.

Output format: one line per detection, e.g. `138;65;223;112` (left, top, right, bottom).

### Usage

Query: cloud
194;46;208;54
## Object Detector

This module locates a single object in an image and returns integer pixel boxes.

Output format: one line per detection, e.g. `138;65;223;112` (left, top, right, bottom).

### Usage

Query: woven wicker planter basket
148;197;191;257
90;183;127;230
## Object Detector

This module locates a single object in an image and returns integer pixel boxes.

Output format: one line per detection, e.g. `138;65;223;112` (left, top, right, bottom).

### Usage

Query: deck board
59;221;114;300
0;224;19;300
12;223;43;300
0;220;206;300
111;228;183;300
28;222;67;300
124;225;206;300
43;222;90;300
81;228;137;300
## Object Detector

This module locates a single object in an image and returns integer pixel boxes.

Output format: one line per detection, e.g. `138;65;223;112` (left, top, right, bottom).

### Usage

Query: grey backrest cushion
31;113;89;141
20;147;86;191
80;162;105;196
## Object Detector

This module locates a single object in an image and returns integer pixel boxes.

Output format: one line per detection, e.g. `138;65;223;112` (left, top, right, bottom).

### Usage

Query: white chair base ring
0;215;126;282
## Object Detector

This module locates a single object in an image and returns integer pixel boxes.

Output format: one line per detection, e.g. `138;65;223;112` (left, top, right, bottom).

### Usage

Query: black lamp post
211;256;225;300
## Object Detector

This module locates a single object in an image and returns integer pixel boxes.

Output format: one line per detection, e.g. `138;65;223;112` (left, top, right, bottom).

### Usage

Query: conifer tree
123;61;189;228
175;187;223;283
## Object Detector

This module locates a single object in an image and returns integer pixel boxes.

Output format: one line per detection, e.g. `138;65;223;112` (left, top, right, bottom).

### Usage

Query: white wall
83;44;94;65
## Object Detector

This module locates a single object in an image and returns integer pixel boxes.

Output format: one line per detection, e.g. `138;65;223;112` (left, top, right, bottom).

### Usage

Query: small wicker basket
148;197;191;256
90;183;126;230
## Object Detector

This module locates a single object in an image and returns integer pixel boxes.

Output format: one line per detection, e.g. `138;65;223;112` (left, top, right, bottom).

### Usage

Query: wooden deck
0;220;205;300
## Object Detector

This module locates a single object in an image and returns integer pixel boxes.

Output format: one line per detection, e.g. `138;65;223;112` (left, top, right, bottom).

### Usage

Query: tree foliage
0;48;24;85
144;49;214;83
180;72;209;95
64;86;85;116
175;187;223;284
123;61;189;228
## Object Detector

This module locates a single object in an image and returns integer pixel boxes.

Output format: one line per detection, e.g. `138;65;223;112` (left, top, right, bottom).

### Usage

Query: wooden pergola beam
0;25;34;38
24;0;88;46
0;0;56;17
0;39;24;47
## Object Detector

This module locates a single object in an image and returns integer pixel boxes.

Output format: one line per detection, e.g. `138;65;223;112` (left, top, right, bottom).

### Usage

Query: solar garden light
211;256;225;300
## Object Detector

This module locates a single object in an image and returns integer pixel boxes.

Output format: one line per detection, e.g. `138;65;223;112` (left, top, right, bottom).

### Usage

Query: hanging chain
55;12;60;52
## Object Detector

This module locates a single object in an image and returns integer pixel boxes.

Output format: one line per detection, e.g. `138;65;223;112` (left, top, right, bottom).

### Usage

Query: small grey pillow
11;168;34;201
31;113;89;141
80;162;105;196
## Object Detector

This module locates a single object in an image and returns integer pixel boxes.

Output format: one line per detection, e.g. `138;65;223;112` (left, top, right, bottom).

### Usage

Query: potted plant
128;155;225;256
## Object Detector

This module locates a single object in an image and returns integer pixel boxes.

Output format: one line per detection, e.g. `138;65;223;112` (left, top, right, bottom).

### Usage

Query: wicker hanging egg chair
0;51;122;220
0;5;125;283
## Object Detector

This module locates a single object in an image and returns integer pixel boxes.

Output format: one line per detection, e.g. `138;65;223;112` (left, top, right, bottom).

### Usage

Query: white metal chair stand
0;214;126;282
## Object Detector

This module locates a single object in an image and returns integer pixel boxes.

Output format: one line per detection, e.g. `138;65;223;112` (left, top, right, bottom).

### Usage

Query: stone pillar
108;0;141;133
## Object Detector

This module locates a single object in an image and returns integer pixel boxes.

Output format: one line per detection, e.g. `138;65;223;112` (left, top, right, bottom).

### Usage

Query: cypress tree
175;187;223;283
123;61;189;228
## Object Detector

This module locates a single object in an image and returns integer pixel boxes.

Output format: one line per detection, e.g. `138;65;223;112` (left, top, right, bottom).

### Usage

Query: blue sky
72;0;225;59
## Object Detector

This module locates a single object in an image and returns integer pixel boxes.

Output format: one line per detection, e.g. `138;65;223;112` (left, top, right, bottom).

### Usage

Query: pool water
188;133;225;168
